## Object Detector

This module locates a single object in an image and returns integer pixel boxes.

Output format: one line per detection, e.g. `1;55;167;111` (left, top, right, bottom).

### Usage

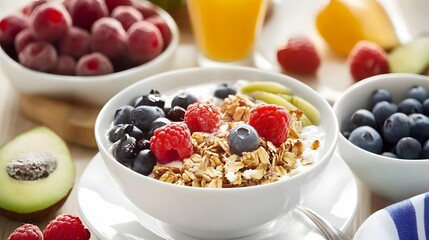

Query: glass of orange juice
187;0;267;66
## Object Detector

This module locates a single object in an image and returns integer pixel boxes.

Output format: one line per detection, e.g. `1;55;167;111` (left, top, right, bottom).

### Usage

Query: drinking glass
187;0;268;66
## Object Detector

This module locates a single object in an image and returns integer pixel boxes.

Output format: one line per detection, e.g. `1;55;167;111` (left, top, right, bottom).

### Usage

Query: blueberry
372;101;397;127
371;89;392;107
228;124;259;156
108;124;144;142
214;83;237;99
407;85;428;103
396;137;422;159
382;112;410;144
148;117;171;138
114;105;134;125
348;126;383;154
108;124;133;142
131;106;165;132
135;139;151;152
382;152;398;158
422;140;429;158
409;113;429;143
423;99;429;116
349;109;376;131
167;106;186;121
113;134;137;167
131;149;157;176
133;90;165;109
397;98;423;115
171;92;198;109
129;126;144;140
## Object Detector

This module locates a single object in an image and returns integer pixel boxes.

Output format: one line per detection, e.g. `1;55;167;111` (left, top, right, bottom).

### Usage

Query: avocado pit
6;151;58;181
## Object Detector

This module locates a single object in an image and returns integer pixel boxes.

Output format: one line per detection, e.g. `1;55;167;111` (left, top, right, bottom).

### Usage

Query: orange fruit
316;0;400;56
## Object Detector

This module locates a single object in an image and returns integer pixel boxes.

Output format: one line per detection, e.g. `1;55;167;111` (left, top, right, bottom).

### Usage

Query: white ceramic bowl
95;67;339;239
334;73;429;202
354;192;429;240
0;3;179;107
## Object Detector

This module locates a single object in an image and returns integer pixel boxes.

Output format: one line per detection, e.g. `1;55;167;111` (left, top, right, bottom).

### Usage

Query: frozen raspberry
43;214;91;240
249;104;291;146
104;0;132;13
58;26;91;59
184;102;221;133
150;122;193;164
0;13;28;46
68;0;108;31
91;17;127;59
111;5;142;31
19;41;58;72
131;0;158;19
348;40;390;82
51;55;76;75
277;36;320;75
29;2;72;42
14;28;35;53
127;21;163;64
146;15;172;49
8;224;43;240
76;52;113;76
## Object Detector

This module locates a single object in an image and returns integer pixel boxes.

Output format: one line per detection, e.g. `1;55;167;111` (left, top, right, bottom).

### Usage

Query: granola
152;94;321;188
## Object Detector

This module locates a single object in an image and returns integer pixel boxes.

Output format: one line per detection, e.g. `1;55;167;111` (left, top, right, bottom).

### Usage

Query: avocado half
0;127;75;222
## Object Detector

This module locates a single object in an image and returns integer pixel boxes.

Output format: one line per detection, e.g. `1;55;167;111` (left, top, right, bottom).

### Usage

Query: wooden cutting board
20;95;100;148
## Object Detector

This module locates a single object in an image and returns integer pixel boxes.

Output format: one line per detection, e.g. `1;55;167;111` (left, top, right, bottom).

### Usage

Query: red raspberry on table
277;36;320;75
8;224;43;240
348;40;390;82
249;104;291;147
43;214;91;240
150;122;193;164
184;102;221;133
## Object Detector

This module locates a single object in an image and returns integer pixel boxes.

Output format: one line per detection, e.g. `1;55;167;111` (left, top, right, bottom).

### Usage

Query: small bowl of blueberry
334;73;429;202
0;0;179;106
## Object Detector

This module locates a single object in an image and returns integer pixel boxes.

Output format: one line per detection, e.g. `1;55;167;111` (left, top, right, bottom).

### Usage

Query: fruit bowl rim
95;66;340;191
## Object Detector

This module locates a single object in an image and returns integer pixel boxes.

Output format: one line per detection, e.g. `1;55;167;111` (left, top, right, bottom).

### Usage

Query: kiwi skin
0;190;72;223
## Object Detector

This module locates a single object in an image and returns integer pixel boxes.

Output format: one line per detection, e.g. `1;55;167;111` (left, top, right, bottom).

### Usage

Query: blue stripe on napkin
425;193;429;238
386;200;418;240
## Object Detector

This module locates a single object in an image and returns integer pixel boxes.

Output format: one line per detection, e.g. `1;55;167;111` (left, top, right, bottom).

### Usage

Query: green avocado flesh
0;127;75;214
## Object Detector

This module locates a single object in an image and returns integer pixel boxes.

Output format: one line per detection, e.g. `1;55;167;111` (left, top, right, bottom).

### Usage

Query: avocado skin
0;190;71;222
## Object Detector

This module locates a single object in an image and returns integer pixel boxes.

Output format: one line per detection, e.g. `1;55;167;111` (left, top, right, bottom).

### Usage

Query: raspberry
249;104;290;146
277;36;320;75
150;122;193;164
348;40;389;82
8;224;43;240
184;102;221;133
43;214;91;240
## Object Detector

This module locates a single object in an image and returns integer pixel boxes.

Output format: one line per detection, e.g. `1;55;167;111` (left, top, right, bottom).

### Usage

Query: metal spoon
297;206;351;240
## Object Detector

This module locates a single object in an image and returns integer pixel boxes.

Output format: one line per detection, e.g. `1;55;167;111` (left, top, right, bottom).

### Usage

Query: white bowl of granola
95;67;339;239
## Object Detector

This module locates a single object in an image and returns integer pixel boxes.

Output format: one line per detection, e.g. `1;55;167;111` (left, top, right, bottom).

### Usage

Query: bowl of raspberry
334;73;429;202
94;66;339;239
0;0;179;106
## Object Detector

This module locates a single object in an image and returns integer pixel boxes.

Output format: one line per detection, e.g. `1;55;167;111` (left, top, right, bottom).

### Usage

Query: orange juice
187;0;267;62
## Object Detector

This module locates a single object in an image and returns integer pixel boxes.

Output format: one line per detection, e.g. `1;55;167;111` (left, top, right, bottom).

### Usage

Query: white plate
77;152;358;240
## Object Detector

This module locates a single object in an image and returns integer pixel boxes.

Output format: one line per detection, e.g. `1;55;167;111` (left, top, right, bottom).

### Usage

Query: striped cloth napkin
354;192;429;240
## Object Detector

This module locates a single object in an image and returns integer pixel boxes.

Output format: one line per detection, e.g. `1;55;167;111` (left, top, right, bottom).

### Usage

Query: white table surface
0;0;410;238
